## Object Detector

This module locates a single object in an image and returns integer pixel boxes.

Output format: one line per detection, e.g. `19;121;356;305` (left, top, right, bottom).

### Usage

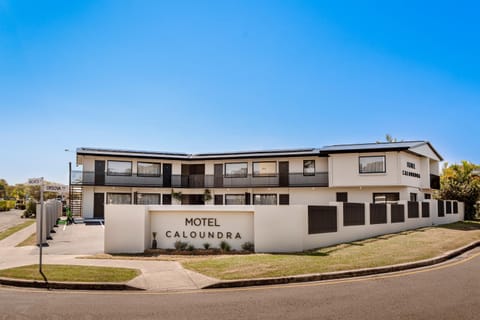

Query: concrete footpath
0;222;217;291
0;220;479;291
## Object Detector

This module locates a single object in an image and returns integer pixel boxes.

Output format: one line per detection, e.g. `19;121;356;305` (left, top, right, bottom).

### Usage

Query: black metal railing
70;171;329;188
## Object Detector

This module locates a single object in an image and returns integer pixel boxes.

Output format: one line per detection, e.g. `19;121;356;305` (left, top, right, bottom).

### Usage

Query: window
336;192;348;202
253;162;276;177
224;163;248;177
303;160;315;176
137;162;161;177
359;156;386;174
373;192;399;204
107;161;132;176
424;193;431;199
410;193;417;202
107;193;131;204
225;194;246;205
214;195;224;205
137;193;160;205
162;194;172;205
253;194;277;205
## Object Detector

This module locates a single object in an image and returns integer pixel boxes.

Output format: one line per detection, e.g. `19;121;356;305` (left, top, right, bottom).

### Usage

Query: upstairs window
137;162;161;177
107;193;132;204
253;161;277;177
303;160;315;176
253;194;277;205
107;161;132;176
224;163;248;178
359;156;386;174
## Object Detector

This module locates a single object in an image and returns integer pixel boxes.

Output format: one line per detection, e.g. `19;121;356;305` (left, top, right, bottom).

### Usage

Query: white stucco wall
104;205;149;253
149;206;254;250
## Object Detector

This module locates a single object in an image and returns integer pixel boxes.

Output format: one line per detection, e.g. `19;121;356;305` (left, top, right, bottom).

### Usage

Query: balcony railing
70;171;329;188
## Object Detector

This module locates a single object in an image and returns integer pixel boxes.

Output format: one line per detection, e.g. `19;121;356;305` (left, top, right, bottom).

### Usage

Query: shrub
174;240;188;251
241;241;255;252
219;240;231;252
23;201;36;218
0;201;7;212
187;244;195;251
203;242;211;250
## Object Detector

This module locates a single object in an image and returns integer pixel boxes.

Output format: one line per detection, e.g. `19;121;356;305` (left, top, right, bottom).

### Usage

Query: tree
440;161;480;220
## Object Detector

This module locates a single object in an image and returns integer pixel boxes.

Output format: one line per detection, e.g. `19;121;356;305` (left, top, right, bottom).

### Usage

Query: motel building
70;141;464;253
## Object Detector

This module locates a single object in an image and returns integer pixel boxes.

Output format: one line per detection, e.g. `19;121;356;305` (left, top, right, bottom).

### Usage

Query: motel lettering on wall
164;217;242;240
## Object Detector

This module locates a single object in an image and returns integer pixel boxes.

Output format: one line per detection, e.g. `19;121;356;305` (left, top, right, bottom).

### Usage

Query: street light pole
39;178;44;274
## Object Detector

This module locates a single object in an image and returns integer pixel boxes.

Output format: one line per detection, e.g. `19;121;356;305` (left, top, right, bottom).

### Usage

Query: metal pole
39;178;44;274
68;161;72;210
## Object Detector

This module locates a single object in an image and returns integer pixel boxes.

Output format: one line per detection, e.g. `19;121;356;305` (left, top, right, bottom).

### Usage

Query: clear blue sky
1;0;479;185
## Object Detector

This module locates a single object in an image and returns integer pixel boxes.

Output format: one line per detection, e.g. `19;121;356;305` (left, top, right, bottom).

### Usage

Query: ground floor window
107;193;132;204
225;194;245;205
424;193;431;199
372;192;399;204
253;194;277;205
137;193;160;205
336;192;348;202
410;193;417;202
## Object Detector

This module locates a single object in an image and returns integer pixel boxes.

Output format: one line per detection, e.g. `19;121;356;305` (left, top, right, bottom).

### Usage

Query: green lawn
182;221;480;280
0;220;35;241
0;264;140;282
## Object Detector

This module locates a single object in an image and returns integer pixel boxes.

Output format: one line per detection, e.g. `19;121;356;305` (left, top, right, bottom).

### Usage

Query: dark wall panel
279;194;290;205
391;204;405;223
438;200;445;217
214;194;223;205
370;203;387;224
453;201;458;214
421;202;430;218
343;203;365;226
446;201;452;214
408;201;419;218
308;206;337;234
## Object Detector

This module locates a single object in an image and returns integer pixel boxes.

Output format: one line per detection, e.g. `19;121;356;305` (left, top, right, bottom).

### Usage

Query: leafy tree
440;161;480;220
0;179;7;199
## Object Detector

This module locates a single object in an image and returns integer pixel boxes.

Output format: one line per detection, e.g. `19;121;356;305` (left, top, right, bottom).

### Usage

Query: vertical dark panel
133;192;138;205
93;193;104;219
214;194;223;205
181;164;189;188
343;203;365;226
245;192;251;205
446;201;452;214
437;200;445;217
336;192;348;202
391;204;405;223
422;202;430;217
408;201;419;218
279;161;289;187
279;194;290;205
94;160;105;186
162;194;172;205
162;163;172;187
370;203;387;224
214;164;223;187
453;201;458;214
308;205;337;234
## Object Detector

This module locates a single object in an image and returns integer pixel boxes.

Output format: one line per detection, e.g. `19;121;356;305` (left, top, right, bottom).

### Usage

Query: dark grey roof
76;141;442;161
320;141;443;160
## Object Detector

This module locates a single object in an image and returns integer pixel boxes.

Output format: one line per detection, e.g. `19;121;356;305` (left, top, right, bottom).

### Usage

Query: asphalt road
0;209;24;232
1;248;479;320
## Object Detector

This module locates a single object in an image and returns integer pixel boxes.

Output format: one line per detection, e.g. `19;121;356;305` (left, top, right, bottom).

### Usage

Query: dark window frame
106;192;132;204
136;193;161;205
225;194;246;205
303;160;315;176
359;156;386;174
252;161;277;177
372;192;400;204
224;162;248;178
106;160;133;176
253;194;278;205
137;161;161;177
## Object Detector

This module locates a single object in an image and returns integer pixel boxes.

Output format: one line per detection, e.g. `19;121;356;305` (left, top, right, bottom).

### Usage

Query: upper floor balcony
70;171;329;188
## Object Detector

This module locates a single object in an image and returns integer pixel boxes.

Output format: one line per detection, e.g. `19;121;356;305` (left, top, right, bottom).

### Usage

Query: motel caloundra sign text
164;217;243;240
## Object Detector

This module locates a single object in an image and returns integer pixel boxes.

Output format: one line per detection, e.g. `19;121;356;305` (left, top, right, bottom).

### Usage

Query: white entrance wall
104;201;464;254
150;207;254;250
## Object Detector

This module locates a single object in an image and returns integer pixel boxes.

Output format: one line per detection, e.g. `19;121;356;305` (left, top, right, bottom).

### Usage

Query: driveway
0;209;24;232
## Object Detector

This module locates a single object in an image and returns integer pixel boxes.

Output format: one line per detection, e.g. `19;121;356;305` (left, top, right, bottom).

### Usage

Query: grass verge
0;220;35;241
0;264;140;282
16;232;37;247
182;221;480;280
